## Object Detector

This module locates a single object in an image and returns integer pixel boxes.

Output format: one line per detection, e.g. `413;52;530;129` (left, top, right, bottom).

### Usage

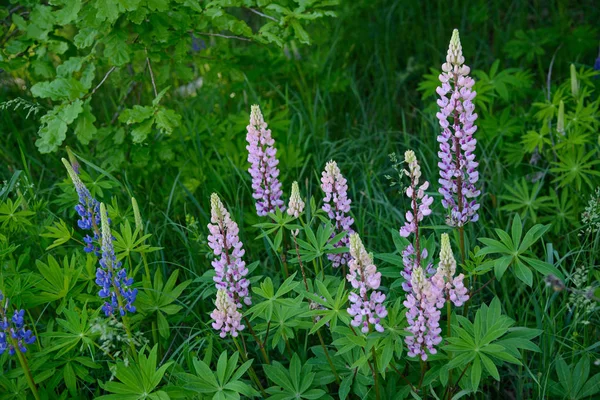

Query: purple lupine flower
0;291;36;356
398;151;445;359
62;158;101;254
246;105;285;217
321;160;355;268
346;234;387;333
436;29;481;227
96;203;137;317
208;193;251;315
404;267;444;361
210;289;245;338
432;233;469;306
399;150;433;238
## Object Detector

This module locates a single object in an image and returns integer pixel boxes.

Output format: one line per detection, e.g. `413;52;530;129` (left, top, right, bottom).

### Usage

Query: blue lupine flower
0;291;36;356
62;158;101;254
97;204;138;317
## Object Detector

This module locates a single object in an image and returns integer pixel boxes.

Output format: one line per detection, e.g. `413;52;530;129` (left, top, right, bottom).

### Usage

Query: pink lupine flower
208;193;251;309
346;234;387;333
432;233;469;306
246;105;285;216
211;289;245;338
321;160;355;268
399;150;433;238
436;29;480;227
287;181;305;218
404;266;445;361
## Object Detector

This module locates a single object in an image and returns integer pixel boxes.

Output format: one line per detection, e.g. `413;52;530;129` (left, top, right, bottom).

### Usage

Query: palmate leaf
248;273;301;322
136;269;191;339
42;300;98;358
550;148;600;191
97;345;172;400
442;298;542;392
29;255;83;311
264;353;330;400
172;351;258;399
476;214;563;285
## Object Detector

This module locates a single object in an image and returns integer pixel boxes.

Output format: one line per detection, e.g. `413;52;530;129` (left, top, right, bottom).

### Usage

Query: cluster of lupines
321;161;355;267
346;234;387;333
62;158;101;254
431;234;469;306
436;29;480;227
208;193;251;338
95;203;138;317
0;291;36;356
246;105;285;216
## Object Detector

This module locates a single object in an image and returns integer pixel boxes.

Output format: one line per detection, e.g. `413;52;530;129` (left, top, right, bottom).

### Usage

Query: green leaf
31;78;86;101
155;108;181;135
104;30;130;66
74;28;98;48
470;356;482;391
74;101;97;144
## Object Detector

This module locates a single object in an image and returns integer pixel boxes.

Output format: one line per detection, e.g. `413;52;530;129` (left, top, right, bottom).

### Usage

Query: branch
246;7;278;22
195;32;251;42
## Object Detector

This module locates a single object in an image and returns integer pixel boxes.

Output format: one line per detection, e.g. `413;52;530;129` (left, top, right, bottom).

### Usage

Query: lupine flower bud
0;292;36;356
570;64;579;98
210;289;245;338
66;147;80;175
346;234;387;333
432;233;469;306
96;203;137;317
246;105;285;216
557;100;565;135
321;160;355;268
436;29;481;227
287;181;305;218
131;197;143;234
208;194;251;309
62;158;101;254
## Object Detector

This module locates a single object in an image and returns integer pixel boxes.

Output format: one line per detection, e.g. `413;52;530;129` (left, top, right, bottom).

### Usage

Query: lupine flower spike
246;105;285;216
208;193;251;337
210;289;245;338
398;150;444;360
287;181;305;218
321;161;355;268
404;267;444;360
399;150;434;291
432;234;469;306
0;291;36;356
436;29;481;227
62;158;101;254
346;234;387;333
96;203;138;317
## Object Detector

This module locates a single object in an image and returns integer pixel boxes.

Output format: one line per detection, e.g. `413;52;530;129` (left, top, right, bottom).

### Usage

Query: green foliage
173;351;259;399
264;353;329;400
1;2;599;399
97;345;172;400
1;0;338;153
442;298;542;392
477;214;562;285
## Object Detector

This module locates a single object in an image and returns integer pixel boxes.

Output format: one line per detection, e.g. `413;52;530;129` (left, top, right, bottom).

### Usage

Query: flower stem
233;336;267;397
371;346;380;400
446;300;453;392
12;338;40;400
316;328;340;384
243;316;270;365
